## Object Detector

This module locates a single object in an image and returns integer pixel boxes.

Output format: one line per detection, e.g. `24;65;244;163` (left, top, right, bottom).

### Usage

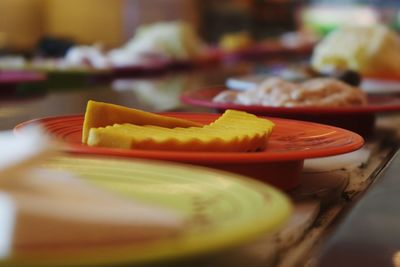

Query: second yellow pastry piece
87;110;274;152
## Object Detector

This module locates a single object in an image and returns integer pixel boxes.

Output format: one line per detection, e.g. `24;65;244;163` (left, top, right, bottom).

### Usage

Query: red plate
15;113;364;190
0;70;46;97
181;87;400;136
0;70;45;86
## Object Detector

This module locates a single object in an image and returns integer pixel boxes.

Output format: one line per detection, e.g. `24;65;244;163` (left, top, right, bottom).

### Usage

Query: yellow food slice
219;32;253;52
87;110;275;152
82;100;201;143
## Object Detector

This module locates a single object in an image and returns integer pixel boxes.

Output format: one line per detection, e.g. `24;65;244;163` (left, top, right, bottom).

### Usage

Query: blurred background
1;2;400;267
0;0;399;55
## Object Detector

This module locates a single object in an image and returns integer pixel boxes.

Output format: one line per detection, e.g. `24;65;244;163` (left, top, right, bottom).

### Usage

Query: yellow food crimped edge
87;109;275;152
82;100;201;143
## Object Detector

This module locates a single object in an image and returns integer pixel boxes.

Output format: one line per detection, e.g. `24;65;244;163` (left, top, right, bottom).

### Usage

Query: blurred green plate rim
2;156;292;267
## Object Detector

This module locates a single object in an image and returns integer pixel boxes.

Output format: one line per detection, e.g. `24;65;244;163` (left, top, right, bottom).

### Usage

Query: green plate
3;156;291;267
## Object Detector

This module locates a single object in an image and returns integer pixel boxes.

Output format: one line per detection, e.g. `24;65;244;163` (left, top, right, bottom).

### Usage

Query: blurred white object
64;45;110;69
301;5;379;33
107;49;147;67
112;75;189;111
361;78;400;94
0;126;52;259
0;193;15;259
107;48;166;67
0;126;54;178
226;74;265;91
304;148;371;172
0;56;26;70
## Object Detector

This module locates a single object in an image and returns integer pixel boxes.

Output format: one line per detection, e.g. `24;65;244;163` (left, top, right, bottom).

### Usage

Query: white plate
225;74;265;91
361;78;400;94
227;74;400;95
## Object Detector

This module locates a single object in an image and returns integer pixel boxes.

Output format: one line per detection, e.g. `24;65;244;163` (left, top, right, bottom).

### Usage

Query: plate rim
181;86;400;114
0;70;46;85
14;113;364;163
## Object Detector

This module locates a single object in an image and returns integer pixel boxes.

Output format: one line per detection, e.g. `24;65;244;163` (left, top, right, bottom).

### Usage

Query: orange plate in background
15;113;364;190
181;87;400;137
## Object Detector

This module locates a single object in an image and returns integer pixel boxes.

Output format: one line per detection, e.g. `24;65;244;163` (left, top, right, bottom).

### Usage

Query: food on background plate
225;67;362;92
311;24;400;76
110;21;206;63
83;101;274;152
276;65;362;86
65;21;207;69
214;77;367;107
0;21;207;72
82;100;201;143
219;32;254;52
278;31;319;49
63;44;110;69
0;54;111;74
61;44;165;70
